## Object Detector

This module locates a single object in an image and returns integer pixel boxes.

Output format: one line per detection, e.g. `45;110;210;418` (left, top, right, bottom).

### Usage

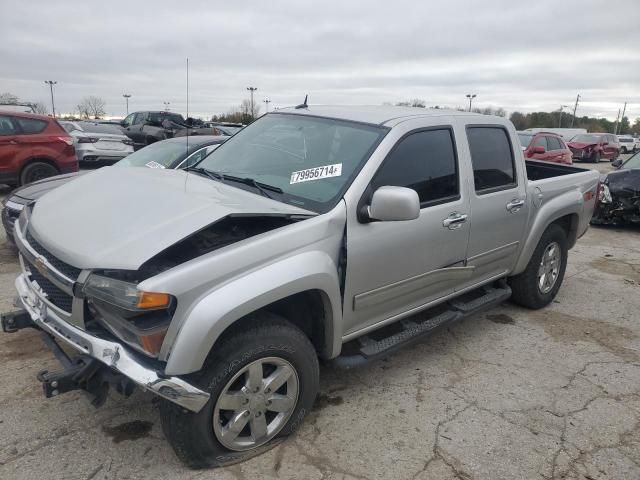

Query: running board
331;284;512;369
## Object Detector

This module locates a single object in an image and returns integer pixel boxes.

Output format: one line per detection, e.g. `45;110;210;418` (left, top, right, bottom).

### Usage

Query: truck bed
525;160;589;181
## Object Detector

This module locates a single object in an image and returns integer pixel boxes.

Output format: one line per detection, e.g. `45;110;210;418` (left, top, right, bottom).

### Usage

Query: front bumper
12;273;209;412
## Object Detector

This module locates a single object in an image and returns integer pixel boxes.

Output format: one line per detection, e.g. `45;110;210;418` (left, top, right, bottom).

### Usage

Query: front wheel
160;313;319;469
591;151;601;163
621;147;628;154
509;224;568;309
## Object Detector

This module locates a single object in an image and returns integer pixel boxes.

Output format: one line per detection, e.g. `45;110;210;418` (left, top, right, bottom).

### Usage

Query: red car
517;131;573;165
0;111;78;186
567;133;620;163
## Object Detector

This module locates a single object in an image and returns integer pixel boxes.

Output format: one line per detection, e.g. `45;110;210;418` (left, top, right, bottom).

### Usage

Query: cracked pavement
1;164;639;479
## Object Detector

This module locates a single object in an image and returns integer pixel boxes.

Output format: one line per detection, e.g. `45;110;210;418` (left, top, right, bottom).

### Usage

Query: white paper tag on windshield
145;161;165;169
290;163;342;184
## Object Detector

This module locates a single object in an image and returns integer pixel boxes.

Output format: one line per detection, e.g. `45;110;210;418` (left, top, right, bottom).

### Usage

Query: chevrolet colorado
1;106;599;468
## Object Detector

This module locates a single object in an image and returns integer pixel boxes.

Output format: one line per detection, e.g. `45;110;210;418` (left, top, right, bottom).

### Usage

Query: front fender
513;188;582;275
164;250;343;375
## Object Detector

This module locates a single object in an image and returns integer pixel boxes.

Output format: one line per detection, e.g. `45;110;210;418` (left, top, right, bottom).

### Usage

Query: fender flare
164;250;343;375
512;188;582;275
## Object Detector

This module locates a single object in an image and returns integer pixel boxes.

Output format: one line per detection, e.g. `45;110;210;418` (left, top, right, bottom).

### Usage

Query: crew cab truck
1;106;599;468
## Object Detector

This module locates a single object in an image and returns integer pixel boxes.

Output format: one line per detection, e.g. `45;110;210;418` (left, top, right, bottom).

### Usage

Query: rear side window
14;117;48;134
547;136;563;150
0;115;17;135
532;136;548;149
467;126;516;193
372;128;459;205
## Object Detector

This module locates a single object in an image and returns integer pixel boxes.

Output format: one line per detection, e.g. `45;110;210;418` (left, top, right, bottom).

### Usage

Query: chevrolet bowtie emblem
34;257;48;276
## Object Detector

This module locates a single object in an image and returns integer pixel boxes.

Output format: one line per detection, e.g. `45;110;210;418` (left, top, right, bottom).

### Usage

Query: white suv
617;135;638;154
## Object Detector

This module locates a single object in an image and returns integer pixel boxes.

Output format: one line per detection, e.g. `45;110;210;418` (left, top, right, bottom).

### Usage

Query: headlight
597;183;613;204
84;274;170;310
84;274;174;357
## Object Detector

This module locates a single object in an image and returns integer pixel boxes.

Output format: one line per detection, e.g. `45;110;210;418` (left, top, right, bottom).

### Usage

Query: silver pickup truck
1;106;599;468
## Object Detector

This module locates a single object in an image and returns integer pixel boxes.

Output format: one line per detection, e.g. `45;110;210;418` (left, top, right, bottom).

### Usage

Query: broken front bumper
11;273;210;412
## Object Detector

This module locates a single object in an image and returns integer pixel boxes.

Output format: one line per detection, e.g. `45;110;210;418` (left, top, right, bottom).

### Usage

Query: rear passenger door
0;115;20;179
461;124;528;288
546;135;565;164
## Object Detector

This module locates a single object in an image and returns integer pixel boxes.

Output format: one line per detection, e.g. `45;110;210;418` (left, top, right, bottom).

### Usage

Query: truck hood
28;167;315;270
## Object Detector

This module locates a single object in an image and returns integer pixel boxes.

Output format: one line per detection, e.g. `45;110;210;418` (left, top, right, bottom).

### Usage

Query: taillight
78;137;100;143
57;136;74;146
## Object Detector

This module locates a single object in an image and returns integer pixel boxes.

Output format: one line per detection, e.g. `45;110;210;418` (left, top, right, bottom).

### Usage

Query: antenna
295;94;308;109
184;58;190;191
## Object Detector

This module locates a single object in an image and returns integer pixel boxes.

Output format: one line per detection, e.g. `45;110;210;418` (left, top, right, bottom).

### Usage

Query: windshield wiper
222;174;283;199
184;166;224;182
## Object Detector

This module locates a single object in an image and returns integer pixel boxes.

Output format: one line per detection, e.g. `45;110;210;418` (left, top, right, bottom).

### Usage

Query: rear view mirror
367;186;420;222
533;146;546;154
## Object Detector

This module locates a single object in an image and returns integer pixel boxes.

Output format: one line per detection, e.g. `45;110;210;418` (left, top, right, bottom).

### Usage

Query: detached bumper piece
1;309;35;333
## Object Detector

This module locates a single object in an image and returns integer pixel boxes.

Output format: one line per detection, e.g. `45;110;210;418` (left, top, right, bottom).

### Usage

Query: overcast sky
1;0;638;120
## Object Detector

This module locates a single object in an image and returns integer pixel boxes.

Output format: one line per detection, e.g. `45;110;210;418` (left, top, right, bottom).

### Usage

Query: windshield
518;133;533;148
114;140;198;168
195;113;386;213
622;151;640;169
571;134;602;143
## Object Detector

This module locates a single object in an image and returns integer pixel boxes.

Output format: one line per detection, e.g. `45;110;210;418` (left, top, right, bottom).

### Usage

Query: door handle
506;198;525;213
442;212;468;230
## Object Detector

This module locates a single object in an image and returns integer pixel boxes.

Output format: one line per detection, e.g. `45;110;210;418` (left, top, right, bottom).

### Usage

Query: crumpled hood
606;168;640;198
568;142;598;149
28;167;314;270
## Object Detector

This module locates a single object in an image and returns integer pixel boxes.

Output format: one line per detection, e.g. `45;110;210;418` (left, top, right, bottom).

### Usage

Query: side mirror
533;146;546;154
120;120;126;127
612;159;623;168
367;186;420;222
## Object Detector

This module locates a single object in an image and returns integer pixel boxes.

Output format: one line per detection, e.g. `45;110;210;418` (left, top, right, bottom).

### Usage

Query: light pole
466;94;476;112
558;105;568;127
123;94;131;115
44;80;57;118
163;101;170;111
264;98;271;113
570;94;580;128
247;87;258;118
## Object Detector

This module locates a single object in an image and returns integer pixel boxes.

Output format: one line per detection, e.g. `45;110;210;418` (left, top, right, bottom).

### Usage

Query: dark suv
0;111;78;186
121;111;187;150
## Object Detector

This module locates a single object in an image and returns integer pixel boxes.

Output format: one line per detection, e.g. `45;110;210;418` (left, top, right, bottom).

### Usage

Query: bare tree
32;101;49;115
395;99;426;108
77;96;106;119
0;92;19;104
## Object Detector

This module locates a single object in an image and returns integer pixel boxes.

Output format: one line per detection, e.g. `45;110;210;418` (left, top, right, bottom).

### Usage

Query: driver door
342;121;471;337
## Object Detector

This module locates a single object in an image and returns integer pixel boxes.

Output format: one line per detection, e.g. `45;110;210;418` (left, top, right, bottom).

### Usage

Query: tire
591;151;601;163
508;224;568;310
19;161;59;186
160;312;319;469
621;147;628;154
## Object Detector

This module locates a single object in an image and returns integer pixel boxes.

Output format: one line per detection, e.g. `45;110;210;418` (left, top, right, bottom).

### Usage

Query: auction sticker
290;163;342;184
145;161;166;169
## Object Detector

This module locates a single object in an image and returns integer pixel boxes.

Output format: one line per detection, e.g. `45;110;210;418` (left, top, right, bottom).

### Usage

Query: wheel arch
163;251;343;376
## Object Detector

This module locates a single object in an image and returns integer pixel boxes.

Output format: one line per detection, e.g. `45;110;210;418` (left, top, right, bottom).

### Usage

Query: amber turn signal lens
136;291;171;309
139;330;168;356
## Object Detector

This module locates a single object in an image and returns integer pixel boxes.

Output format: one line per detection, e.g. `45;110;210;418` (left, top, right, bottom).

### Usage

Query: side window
133;112;147;125
372;129;459;205
0;115;16;135
122;113;135;127
531;136;548;150
14;117;48;134
467;126;516;193
547;136;562;150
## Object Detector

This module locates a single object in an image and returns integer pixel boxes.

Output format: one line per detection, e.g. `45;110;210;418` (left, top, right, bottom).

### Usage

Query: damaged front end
592;170;640;226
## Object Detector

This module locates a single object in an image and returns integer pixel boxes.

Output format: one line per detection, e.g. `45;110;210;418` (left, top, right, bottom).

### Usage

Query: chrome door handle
506;198;525;213
442;212;468;230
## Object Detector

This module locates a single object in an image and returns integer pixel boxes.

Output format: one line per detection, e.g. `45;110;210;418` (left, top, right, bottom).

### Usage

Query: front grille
26;229;82;280
26;260;74;312
570;147;583;156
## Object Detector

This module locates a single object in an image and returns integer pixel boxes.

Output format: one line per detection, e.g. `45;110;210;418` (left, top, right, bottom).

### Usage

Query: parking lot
0;159;639;480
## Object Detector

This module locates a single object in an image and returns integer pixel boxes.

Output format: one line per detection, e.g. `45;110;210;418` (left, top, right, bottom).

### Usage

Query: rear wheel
509;224;568;309
19;162;59;185
160;313;319;468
